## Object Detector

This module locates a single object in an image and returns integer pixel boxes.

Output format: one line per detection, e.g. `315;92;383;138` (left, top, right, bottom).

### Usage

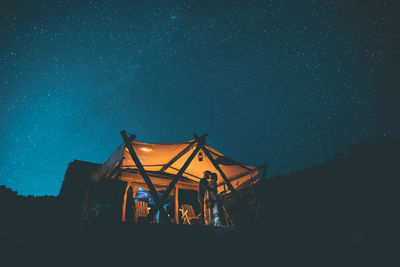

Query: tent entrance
122;180;199;224
178;189;201;224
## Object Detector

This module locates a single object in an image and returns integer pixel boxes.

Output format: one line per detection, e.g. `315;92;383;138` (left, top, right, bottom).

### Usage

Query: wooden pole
174;186;179;224
120;130;170;223
121;182;131;222
160;138;199;173
146;133;207;221
202;145;241;201
207;148;253;172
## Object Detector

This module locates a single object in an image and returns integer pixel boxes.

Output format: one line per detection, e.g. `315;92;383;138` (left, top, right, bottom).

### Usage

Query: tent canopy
100;138;259;192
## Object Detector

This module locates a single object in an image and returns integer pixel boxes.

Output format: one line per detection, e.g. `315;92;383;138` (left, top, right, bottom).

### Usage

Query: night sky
1;0;399;196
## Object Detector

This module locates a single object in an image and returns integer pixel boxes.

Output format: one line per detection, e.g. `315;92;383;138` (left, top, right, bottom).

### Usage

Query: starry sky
1;0;399;196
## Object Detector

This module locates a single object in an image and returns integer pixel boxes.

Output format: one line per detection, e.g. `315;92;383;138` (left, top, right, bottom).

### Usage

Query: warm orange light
140;147;152;152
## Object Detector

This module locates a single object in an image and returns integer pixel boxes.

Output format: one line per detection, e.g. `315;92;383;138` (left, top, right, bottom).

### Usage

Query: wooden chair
180;204;201;225
134;201;158;223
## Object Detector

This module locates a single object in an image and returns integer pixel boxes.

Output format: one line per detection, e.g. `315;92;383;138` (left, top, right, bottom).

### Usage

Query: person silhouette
208;172;224;226
199;170;211;224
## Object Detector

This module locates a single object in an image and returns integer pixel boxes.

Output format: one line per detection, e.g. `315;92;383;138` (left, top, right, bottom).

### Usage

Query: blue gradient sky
1;0;399;195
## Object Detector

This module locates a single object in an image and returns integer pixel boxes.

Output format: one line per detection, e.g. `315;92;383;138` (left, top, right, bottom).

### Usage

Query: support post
174;186;179;224
160;138;199;173
121;182;132;222
210;151;252;172
146;133;207;221
120;130;170;223
202;145;241;201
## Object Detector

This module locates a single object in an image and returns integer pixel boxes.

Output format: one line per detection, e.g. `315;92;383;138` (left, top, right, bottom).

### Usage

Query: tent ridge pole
201;145;241;201
120;130;170;223
159;136;204;173
205;146;253;172
146;133;208;222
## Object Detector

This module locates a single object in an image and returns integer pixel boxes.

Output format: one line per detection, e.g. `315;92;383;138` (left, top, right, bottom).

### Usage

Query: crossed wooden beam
120;130;241;224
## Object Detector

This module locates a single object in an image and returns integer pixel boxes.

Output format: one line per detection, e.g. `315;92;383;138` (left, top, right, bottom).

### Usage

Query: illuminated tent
86;131;265;226
100;138;258;191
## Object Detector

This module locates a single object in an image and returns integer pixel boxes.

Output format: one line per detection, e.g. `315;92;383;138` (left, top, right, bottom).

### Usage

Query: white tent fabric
100;139;258;192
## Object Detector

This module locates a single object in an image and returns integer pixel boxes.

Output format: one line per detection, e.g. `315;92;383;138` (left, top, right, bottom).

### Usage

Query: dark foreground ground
1;222;398;266
0;223;251;266
1;138;399;266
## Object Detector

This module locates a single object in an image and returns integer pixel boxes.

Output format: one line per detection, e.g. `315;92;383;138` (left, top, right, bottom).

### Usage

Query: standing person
198;170;211;224
208;172;225;226
155;190;171;223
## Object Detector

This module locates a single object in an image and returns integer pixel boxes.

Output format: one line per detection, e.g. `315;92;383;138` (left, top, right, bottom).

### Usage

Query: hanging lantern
198;152;203;161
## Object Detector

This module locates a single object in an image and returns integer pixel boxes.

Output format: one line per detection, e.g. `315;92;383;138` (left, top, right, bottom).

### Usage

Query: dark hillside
255;137;400;265
0;137;399;265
